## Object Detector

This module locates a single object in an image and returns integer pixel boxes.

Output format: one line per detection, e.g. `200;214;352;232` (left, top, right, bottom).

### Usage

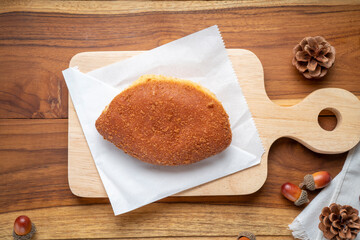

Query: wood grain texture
0;2;359;239
0;119;109;214
0;203;298;239
2;0;360;15
1;5;360;118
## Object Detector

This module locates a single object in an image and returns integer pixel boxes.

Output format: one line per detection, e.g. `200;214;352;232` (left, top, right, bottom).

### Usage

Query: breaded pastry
95;75;232;166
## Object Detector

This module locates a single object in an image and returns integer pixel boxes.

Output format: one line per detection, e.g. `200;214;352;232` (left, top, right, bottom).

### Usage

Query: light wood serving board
68;49;360;198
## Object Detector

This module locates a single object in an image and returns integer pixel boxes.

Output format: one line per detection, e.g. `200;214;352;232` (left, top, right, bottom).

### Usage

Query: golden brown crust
95;75;232;166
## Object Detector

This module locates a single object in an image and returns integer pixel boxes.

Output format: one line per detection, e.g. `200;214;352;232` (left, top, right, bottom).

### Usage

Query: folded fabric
289;143;360;240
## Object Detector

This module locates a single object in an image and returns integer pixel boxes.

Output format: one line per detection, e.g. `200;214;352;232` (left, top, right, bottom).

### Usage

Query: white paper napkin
63;25;264;215
289;143;360;240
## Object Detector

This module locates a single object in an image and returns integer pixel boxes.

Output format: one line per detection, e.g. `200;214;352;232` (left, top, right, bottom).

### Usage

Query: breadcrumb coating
95;75;232;166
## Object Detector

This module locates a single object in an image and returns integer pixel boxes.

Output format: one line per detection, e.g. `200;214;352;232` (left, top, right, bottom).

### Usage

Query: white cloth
63;25;264;215
289;143;360;240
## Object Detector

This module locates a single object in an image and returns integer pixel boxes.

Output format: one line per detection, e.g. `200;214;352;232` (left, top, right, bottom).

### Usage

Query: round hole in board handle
317;108;341;131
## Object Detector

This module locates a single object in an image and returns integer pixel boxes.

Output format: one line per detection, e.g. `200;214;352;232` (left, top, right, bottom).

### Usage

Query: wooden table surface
1;1;360;239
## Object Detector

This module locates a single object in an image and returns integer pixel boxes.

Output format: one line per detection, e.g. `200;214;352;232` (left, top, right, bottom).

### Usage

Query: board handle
289;88;360;154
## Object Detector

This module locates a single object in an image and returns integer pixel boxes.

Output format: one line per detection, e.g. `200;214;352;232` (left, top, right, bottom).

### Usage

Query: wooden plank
1;6;360;118
1;0;360;15
0;203;299;239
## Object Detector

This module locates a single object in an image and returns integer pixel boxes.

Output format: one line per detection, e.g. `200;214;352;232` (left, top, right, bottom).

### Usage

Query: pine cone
319;203;360;240
292;36;335;79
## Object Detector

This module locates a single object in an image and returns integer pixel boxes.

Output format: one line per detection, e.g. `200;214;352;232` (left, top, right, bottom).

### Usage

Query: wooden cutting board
68;49;360;198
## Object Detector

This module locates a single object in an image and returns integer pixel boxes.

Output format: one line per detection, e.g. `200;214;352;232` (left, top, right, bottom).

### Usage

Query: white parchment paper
63;25;264;215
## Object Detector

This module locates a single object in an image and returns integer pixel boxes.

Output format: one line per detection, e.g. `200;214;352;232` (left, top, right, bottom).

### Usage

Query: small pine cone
292;36;335;79
319;203;360;240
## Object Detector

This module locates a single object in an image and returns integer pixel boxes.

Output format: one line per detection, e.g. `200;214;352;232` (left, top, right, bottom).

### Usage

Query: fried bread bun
95;75;232;165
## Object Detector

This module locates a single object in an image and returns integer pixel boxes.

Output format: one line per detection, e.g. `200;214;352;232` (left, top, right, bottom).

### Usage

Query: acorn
281;182;309;206
237;231;256;240
299;171;332;191
13;215;36;240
